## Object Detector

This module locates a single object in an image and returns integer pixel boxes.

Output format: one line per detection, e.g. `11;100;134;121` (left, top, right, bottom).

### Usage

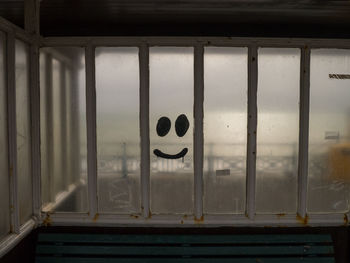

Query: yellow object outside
329;142;350;181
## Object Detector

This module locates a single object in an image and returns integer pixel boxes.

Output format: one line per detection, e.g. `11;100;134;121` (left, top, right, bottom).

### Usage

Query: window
308;49;350;213
15;39;32;225
35;39;350;226
0;31;10;238
40;47;87;213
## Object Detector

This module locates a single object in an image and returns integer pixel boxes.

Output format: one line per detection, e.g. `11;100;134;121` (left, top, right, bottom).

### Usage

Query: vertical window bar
246;46;258;219
7;33;20;233
44;54;54;204
59;62;67;191
194;44;204;220
297;47;310;218
139;44;150;218
86;45;98;217
30;44;41;219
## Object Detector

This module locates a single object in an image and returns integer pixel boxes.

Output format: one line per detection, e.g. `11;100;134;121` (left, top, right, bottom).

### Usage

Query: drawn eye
156;116;171;137
175;114;189;137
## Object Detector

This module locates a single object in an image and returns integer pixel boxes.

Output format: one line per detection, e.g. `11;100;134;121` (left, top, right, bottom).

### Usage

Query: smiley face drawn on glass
153;114;190;159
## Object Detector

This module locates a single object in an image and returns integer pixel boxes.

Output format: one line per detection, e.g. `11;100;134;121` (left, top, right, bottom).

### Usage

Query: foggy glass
0;32;10;237
40;47;88;213
16;40;32;224
96;47;140;213
203;47;247;214
150;47;194;214
256;48;300;213
308;49;350;213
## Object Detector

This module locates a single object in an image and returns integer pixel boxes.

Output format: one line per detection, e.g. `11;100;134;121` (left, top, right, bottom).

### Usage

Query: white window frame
1;4;350;257
38;37;350;227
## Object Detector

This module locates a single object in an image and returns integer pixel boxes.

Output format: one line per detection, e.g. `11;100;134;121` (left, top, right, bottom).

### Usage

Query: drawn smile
153;148;188;159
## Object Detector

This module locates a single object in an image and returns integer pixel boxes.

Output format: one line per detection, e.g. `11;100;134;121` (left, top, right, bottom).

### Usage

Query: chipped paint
344;214;348;225
194;215;204;224
276;213;286;218
147;210;152;219
93;213;99;222
42;213;52;226
296;213;309;225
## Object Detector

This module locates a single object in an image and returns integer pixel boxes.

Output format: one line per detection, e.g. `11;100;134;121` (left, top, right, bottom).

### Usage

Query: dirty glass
203;47;247;214
150;47;194;214
0;32;10;237
256;48;300;213
308;49;350;213
96;47;140;213
16;40;32;224
40;47;88;213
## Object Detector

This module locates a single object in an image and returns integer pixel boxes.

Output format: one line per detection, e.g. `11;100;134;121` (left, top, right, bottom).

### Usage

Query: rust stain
296;213;309;225
147;210;152;219
194;215;204;224
93;213;99;222
42;213;52;227
130;214;139;219
276;213;286;218
9;165;13;177
180;220;184;224
344;214;348;225
183;214;188;219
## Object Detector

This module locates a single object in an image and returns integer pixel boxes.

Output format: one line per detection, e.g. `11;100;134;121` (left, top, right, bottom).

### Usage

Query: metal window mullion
29;43;41;219
194;44;204;220
85;45;98;217
246;46;258;219
44;54;54;203
6;33;20;233
59;62;67;191
297;47;311;218
139;44;150;218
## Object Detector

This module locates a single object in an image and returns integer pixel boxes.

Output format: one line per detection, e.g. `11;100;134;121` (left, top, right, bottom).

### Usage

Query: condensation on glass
150;47;194;214
40;47;88;213
0;32;10;237
308;49;350;213
256;48;300;213
96;47;140;213
203;47;247;214
15;40;33;224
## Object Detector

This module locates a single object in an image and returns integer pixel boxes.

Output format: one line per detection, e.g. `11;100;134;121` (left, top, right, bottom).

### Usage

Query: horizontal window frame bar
42;36;350;48
0;16;34;44
0;219;36;258
38;213;349;227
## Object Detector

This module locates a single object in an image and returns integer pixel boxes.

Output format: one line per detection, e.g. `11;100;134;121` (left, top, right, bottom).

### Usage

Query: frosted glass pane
308;49;350;213
96;47;140;213
256;48;300;213
40;47;87;213
150;47;193;214
203;47;247;214
16;40;32;224
0;32;10;238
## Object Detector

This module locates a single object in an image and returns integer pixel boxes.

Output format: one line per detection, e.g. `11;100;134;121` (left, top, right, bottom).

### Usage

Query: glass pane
256;48;300;213
308;49;350;213
203;47;247;214
150;47;193;214
0;32;10;238
96;47;140;213
16;40;32;224
40;47;88;213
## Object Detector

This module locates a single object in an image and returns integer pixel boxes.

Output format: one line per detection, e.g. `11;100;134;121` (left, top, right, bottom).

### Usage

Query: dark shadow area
1;226;349;263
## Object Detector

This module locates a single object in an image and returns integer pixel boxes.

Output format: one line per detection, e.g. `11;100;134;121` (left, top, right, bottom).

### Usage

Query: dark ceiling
2;0;350;37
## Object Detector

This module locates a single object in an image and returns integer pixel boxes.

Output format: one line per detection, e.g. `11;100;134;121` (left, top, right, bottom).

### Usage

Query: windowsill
0;219;36;258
